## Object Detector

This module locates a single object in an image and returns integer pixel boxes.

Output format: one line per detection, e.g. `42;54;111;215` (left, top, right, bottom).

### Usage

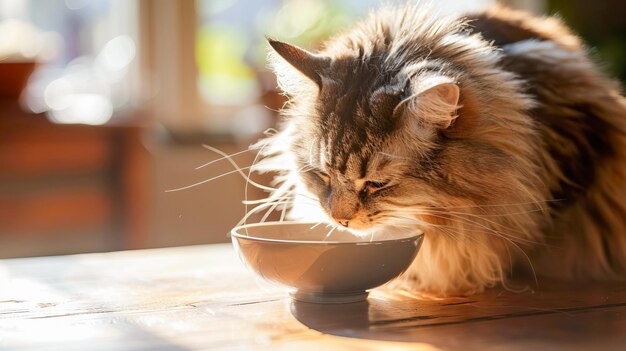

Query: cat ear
267;38;330;88
404;77;460;129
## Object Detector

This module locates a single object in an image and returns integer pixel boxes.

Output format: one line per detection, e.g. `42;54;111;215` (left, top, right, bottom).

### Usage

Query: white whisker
324;225;338;241
166;166;253;192
389;211;539;285
201;144;277;192
237;200;295;226
244;141;270;234
280;203;288;222
310;221;324;230
196;145;260;170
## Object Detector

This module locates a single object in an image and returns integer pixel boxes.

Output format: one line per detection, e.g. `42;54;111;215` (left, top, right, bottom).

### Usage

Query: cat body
256;4;626;295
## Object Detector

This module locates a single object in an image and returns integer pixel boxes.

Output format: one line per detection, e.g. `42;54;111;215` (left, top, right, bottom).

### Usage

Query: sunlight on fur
173;2;626;297
255;3;626;296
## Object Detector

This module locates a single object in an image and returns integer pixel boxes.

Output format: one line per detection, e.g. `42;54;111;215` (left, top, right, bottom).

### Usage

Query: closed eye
313;170;330;184
364;180;390;194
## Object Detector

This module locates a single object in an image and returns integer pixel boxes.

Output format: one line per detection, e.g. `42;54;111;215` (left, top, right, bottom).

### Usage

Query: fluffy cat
252;4;626;295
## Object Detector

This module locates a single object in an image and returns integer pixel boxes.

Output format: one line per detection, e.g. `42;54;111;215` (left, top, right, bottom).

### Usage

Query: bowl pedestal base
290;290;369;304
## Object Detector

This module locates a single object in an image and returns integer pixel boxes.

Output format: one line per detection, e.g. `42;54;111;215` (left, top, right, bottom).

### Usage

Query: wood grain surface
1;244;625;350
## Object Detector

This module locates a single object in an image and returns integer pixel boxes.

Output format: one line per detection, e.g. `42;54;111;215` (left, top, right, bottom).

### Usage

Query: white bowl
231;221;423;303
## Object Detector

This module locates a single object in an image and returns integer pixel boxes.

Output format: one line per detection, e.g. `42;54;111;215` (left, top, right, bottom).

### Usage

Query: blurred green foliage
196;24;258;104
548;0;626;84
195;0;367;105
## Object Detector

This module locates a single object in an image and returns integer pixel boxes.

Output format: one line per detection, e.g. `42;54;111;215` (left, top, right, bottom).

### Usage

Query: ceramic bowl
231;221;423;303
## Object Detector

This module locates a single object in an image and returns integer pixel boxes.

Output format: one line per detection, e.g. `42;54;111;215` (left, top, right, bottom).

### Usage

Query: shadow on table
291;299;372;333
289;290;626;350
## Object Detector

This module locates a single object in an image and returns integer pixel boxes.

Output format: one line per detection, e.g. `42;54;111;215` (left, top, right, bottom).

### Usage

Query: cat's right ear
267;38;330;89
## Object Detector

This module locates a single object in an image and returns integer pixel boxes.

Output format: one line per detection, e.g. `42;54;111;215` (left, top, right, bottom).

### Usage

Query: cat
252;3;626;296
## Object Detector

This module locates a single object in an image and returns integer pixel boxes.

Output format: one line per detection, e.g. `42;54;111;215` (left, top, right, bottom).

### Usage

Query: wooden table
1;244;625;350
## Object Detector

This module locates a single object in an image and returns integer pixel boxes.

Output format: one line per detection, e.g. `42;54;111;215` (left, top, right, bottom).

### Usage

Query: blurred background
0;0;624;258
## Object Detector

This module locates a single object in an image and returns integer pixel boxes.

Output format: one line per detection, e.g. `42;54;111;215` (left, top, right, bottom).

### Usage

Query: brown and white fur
251;4;626;296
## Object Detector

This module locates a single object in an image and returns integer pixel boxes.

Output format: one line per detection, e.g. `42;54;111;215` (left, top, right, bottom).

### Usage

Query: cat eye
313;170;330;184
363;180;390;194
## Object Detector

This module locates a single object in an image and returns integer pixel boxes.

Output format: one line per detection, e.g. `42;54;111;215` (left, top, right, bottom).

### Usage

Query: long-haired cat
252;3;626;295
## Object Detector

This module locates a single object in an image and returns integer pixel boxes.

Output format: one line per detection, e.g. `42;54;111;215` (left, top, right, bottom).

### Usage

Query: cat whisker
465;209;546;217
390;206;548;246
402;212;539;285
412;209;533;239
385;213;538;284
413;209;546;247
260;195;288;223
262;105;281;114
407;199;564;211
242;184;319;206
238;200;296;227
280;201;288;222
241;181;315;204
242;195;316;205
243;138;272;234
380;215;469;247
262;127;279;136
200;144;277;192
380;208;546;247
310;221;324;230
256;190;315;224
324;225;338;241
503;238;538;287
197;145;261;170
166;166;253;193
384;214;493;249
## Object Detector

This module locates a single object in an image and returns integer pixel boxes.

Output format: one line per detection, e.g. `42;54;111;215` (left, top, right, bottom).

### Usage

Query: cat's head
268;39;463;231
266;35;541;235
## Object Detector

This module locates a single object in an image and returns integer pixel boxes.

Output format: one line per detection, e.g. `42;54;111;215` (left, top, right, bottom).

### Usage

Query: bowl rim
231;221;423;245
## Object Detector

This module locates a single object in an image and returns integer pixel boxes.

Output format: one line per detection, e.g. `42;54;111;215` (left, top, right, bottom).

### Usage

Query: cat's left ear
267;38;330;88
402;76;460;129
